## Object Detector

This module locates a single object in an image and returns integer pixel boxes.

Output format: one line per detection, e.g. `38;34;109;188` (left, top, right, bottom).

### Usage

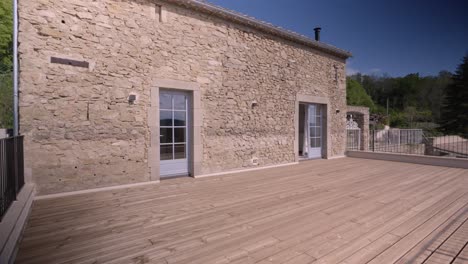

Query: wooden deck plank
159;163;441;264
265;167;465;263
394;204;468;263
423;215;468;263
31;166;406;258
367;193;468;264
341;233;401;264
452;242;468;264
21;162;388;262
25;160;365;228
15;158;468;264
311;181;465;264
294;176;462;261
20;169;386;262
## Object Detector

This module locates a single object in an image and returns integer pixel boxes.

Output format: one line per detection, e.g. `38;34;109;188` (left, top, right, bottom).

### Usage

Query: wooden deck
16;158;468;264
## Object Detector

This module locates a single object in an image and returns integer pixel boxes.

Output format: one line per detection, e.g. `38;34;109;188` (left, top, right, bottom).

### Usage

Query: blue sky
207;0;468;77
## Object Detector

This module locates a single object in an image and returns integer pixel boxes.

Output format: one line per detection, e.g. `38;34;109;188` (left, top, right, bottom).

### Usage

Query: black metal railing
369;129;468;159
0;135;24;221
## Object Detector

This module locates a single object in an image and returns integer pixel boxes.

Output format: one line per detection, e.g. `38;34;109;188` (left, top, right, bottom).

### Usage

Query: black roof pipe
314;27;321;41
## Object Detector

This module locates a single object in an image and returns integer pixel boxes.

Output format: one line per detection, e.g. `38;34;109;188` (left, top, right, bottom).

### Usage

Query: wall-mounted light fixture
128;94;137;104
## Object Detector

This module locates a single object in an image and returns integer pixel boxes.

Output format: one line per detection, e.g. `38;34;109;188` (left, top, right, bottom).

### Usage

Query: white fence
346;128;361;150
373;129;423;146
358;128;468;159
370;129;425;155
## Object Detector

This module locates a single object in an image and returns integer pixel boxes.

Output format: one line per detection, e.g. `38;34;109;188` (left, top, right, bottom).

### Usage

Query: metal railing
0;135;24;221
422;134;468;159
370;129;424;155
346;128;361;150
370;129;468;159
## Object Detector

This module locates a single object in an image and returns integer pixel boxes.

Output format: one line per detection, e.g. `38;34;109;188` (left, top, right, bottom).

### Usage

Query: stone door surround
295;94;331;161
148;79;202;181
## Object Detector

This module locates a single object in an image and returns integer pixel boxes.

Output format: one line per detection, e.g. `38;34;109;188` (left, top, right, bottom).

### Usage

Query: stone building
18;0;352;195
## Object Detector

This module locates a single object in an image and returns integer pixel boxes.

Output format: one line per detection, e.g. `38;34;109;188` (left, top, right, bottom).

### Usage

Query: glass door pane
159;91;188;161
160;128;173;144
160;111;172;126
160;145;173;160
159;90;190;177
308;103;322;158
174;144;186;159
174;128;186;143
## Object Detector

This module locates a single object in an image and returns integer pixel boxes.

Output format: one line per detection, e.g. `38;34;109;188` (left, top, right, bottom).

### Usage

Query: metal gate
347;128;361;150
346;116;361;150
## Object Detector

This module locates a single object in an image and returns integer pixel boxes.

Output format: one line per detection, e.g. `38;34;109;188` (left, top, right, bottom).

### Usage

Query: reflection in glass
174;128;186;143
174;95;186;110
160;145;173;160
310;128;317;137
159;91;189;162
308;106;315;117
174;111;186;126
310;127;321;138
310;138;321;148
174;144;186;159
160;110;172;126
160;128;173;144
160;93;172;109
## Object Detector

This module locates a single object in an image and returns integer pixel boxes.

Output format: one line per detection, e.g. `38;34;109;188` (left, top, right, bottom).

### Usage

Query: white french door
159;90;190;177
308;104;323;159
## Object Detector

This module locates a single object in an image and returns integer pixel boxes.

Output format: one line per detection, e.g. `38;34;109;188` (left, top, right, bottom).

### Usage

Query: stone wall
347;106;370;151
19;0;348;194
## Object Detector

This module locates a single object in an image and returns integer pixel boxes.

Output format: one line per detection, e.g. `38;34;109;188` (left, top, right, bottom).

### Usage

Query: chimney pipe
314;27;321;41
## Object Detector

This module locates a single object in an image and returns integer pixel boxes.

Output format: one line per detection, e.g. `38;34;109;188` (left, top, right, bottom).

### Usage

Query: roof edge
164;0;352;59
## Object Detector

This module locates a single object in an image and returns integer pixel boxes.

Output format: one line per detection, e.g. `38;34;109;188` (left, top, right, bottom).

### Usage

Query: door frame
307;103;324;159
159;89;190;178
295;94;330;161
148;79;202;182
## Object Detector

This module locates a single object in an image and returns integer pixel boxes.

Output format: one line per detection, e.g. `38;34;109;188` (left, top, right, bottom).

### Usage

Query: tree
348;70;454;129
0;0;13;128
416;71;452;122
346;78;375;110
0;72;13;127
439;55;468;138
0;0;13;69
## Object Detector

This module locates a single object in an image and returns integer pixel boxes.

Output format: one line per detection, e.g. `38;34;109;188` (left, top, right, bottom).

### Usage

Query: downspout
13;0;19;136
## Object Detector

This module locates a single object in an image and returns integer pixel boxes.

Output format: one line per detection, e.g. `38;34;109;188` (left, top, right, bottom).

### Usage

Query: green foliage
388;107;432;128
439;55;468;138
370;105;389;127
0;72;13;128
346;78;375;110
389;111;407;128
0;0;13;128
0;0;13;69
348;67;453;129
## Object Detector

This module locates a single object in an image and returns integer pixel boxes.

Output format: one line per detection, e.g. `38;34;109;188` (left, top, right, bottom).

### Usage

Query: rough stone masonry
19;0;349;195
